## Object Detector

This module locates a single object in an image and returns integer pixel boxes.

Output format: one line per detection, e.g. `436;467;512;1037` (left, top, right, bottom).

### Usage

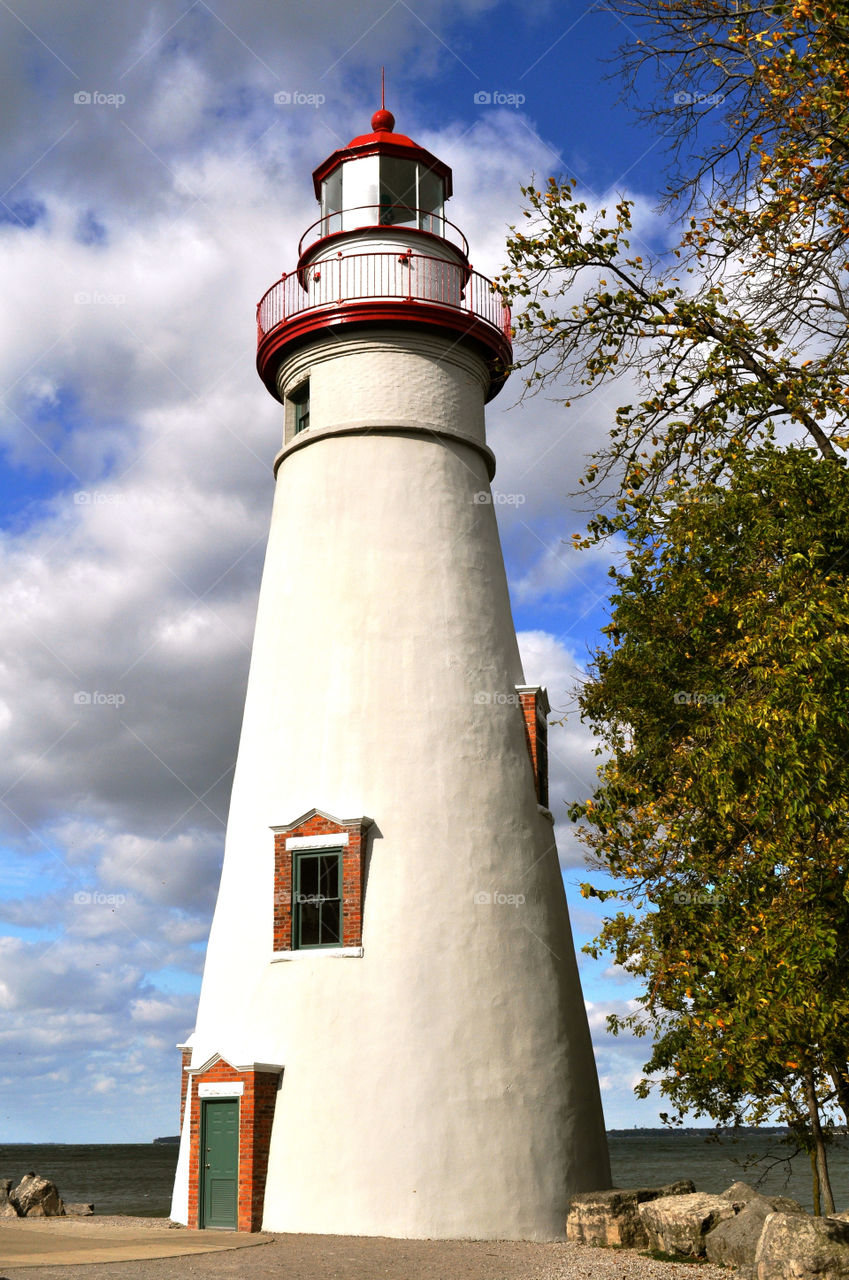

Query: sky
0;0;696;1142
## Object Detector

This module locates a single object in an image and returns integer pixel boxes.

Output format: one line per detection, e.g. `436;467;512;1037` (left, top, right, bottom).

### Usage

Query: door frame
199;1096;240;1230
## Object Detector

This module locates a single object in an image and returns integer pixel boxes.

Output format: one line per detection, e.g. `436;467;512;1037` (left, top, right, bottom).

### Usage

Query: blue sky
0;0;697;1142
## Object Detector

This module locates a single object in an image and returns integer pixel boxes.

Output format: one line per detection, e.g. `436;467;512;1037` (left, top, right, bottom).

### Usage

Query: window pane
321;900;341;945
319;854;339;897
299;902;321;946
342;156;379;230
299;855;319;896
292;381;310;435
321;169;343;236
418;167;444;234
294;850;343;948
379;157;417;225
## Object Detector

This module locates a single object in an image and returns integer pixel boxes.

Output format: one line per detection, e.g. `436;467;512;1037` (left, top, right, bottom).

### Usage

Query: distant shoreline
9;1126;835;1144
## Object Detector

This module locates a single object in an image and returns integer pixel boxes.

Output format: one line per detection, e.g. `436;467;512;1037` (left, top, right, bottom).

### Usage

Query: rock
65;1202;95;1216
721;1180;805;1213
10;1173;65;1218
566;1180;696;1248
755;1211;849;1279
707;1193;805;1270
660;1179;699;1196
0;1178;16;1215
639;1191;737;1257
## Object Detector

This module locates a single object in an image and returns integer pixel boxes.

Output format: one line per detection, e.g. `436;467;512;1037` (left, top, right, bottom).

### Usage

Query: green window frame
292;380;310;434
294;850;342;948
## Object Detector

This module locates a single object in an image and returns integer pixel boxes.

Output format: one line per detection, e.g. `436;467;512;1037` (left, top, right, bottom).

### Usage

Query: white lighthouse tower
170;102;610;1240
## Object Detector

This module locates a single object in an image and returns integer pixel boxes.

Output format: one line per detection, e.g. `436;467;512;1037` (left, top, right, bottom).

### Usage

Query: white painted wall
298;236;468;316
172;325;610;1239
277;330;489;453
306;228;465;266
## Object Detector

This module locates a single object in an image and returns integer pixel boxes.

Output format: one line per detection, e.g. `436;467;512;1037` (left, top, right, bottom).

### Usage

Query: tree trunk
810;1148;821;1218
805;1069;835;1216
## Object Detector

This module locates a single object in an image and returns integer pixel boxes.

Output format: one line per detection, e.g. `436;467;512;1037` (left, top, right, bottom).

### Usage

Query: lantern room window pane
321;169;342;237
379;156;417;226
418;167;444;234
342;155;379;230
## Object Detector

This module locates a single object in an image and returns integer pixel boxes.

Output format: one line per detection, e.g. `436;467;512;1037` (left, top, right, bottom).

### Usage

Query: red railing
257;251;511;345
298;206;469;257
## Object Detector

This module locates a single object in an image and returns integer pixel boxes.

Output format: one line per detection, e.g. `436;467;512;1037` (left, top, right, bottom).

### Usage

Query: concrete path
0;1219;271;1270
0;1219;737;1280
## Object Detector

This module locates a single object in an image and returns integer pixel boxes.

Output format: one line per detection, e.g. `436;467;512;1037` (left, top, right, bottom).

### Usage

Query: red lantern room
256;107;512;403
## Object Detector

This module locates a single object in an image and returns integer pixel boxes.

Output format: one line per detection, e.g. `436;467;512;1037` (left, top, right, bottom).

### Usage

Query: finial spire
371;67;395;133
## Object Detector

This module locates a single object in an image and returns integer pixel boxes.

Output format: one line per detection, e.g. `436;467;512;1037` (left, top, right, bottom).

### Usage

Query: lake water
608;1129;849;1213
1;1131;847;1218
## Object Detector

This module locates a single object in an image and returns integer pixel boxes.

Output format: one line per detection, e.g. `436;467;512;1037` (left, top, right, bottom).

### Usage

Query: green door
200;1098;239;1229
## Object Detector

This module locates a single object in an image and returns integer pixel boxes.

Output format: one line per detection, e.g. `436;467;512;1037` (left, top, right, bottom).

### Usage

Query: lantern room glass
319;157;445;238
320;168;343;236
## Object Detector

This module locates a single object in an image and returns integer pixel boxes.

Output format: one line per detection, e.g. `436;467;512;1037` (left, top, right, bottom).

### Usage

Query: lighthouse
170;102;610;1240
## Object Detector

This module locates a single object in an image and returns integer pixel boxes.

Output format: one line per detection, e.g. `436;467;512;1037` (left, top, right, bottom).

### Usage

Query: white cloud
517;629;606;867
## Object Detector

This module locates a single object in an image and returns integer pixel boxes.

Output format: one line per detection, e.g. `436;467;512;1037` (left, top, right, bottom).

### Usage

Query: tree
496;2;849;1196
498;4;849;523
571;444;849;1211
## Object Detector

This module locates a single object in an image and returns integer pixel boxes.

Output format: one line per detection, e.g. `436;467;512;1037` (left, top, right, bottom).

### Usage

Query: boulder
0;1178;16;1215
755;1211;849;1280
566;1180;696;1247
707;1193;805;1270
65;1202;95;1216
638;1190;737;1257
10;1173;65;1218
721;1180;805;1213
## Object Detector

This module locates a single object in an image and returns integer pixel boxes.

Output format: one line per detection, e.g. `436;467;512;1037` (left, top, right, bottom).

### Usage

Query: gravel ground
0;1216;738;1280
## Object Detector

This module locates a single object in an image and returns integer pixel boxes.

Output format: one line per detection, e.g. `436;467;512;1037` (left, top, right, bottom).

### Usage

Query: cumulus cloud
583;998;667;1127
517;629;607;867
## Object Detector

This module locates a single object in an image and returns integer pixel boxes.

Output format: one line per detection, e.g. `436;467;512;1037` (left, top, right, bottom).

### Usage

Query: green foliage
572;445;849;1138
498;0;849;1209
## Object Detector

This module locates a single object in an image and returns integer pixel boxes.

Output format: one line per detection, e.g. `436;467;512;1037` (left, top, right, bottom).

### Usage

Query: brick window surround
185;1054;282;1232
516;685;550;809
271;809;372;954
